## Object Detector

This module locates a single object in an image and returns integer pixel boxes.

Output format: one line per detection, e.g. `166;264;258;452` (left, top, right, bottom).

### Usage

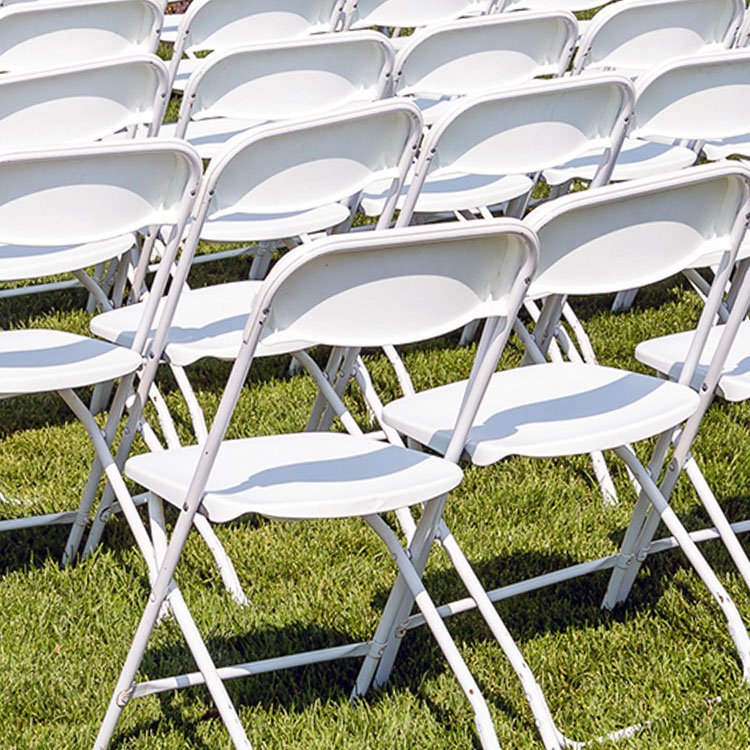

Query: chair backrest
628;49;750;142
572;0;743;77
0;0;163;73
175;32;394;138
344;0;494;30
525;163;750;300
191;100;423;240
169;0;342;81
498;0;604;14
397;75;635;225
0;140;200;250
0;55;169;149
392;12;577;100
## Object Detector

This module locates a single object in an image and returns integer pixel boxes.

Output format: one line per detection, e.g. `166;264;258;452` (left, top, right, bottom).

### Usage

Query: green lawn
1;254;750;749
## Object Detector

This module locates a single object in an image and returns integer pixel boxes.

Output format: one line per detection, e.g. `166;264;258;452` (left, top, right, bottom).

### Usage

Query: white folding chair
607;221;750;609
166;0;344;92
390;11;577;125
361;74;634;226
0;140;201;547
0;0;163;73
159;31;394;159
82;99;423;556
361;163;750;749
93;218;538;750
571;0;743;79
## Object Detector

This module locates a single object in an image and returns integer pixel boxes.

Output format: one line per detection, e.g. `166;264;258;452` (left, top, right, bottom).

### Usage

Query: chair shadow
106;545;669;749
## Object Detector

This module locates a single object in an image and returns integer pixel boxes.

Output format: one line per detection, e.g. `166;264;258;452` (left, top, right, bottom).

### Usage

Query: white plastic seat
94;219;538;750
159;32;394;158
92;280;269;365
166;0;343;92
636;321;750;401
0;329;143;394
126;432;463;523
390;11;577;124
0;0;163;73
362;75;634;223
365;163;750;749
571;0;742;79
384;362;699;464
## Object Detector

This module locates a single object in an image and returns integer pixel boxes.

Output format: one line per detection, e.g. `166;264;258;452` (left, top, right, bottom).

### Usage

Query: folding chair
362;163;750;749
0;55;171;307
605;226;750;609
0;0;163;73
165;0;344;92
571;0;743;79
82;99;423;557
93;218;538;750
159;31;394;159
390;11;578;125
0;140;201;547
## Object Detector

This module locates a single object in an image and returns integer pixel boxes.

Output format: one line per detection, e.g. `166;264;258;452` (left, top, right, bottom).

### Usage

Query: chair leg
613;445;750;681
364;514;504;750
435;520;565;750
606;451;750;607
94;583;253;750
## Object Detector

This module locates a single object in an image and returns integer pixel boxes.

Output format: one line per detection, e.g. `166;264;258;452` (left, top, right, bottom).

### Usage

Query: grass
1;255;750;750
2;14;750;746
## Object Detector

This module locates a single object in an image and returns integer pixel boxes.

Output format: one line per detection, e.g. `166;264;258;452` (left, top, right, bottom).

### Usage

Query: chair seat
0;329;142;394
702;134;750;161
0;235;134;282
125;432;464;523
91;280;310;366
382;362;700;466
200;204;351;243
543;137;697;186
360;172;533;217
160;118;265;159
636;320;750;402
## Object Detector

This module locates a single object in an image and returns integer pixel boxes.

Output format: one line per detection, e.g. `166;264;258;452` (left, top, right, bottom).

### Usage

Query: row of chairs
3;0;750;747
1;118;749;749
9;135;737;749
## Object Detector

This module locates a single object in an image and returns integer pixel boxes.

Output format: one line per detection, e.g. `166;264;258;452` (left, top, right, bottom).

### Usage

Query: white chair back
0;0;163;73
392;12;577;109
397;75;634;224
344;0;493;30
572;0;743;77
173;32;394;152
525;163;750;301
193;100;423;243
0;140;200;251
0;55;169;149
259;220;537;350
629;49;750;142
168;0;343;88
